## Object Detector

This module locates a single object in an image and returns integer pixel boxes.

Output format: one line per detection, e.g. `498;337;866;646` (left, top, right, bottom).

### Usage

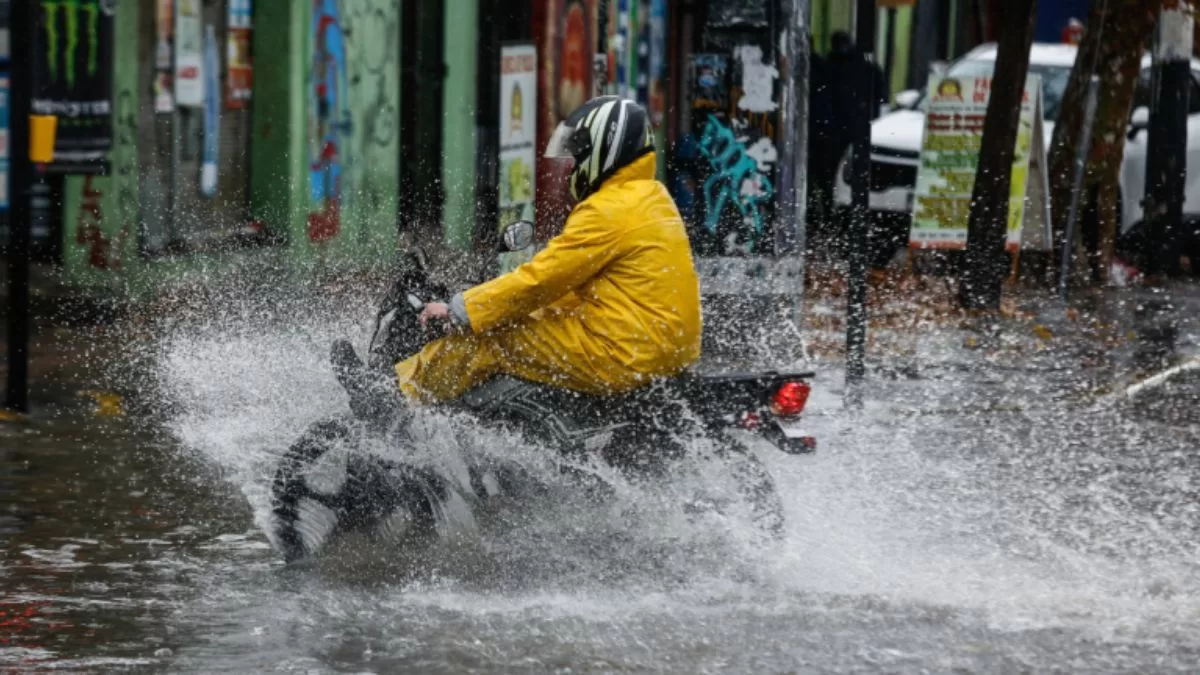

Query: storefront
522;0;809;262
137;0;255;255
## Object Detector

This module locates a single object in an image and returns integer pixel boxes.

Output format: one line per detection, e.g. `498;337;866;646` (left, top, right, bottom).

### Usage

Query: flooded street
2;293;1200;673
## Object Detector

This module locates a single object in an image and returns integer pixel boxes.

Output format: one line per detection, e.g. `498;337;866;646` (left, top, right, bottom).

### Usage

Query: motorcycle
268;221;817;564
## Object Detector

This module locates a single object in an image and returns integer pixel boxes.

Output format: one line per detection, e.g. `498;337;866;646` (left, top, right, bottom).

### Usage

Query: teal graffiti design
698;115;774;250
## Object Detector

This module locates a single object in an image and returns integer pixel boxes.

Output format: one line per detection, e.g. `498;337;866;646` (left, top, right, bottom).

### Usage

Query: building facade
4;0;1092;298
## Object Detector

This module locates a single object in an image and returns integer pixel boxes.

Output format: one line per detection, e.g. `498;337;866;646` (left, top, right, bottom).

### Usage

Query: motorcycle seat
453;368;816;418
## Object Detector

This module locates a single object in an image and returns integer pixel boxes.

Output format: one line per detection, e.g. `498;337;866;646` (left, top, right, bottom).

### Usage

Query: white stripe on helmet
604;100;630;173
588;100;616;181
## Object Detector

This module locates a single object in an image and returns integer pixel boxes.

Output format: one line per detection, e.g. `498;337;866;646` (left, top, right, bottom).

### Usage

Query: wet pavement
2;281;1199;673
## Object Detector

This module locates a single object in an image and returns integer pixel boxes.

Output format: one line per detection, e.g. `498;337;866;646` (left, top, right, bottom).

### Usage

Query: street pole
777;0;811;328
844;0;875;409
1143;1;1192;278
4;0;31;413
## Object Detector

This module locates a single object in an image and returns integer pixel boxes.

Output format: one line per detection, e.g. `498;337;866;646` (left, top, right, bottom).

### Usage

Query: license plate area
773;416;810;439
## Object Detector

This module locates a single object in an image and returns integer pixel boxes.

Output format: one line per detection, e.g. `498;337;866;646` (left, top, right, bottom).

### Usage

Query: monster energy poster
30;0;115;171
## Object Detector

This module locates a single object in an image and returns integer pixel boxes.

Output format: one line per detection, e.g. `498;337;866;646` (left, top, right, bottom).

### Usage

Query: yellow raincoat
394;153;702;402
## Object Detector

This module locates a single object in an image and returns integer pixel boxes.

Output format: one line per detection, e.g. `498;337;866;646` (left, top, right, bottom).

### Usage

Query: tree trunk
1048;0;1162;284
959;0;1038;311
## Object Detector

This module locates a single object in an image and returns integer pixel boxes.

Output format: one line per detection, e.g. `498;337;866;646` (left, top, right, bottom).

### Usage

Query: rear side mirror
500;220;535;252
1128;106;1150;140
893;89;920;110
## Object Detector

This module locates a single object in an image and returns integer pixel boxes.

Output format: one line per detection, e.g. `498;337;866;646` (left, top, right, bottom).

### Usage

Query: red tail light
770;381;810;417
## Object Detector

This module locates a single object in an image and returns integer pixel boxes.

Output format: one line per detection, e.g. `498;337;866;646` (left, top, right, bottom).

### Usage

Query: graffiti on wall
308;0;349;243
680;45;779;255
342;0;398;244
303;0;399;249
75;176;128;269
71;84;136;271
698;115;775;251
537;0;595;237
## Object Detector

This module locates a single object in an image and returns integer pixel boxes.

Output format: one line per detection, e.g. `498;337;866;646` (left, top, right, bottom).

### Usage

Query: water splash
152;286;1200;669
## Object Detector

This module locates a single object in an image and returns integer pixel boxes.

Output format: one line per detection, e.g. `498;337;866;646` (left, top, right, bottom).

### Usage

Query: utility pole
844;0;875;409
778;0;811;328
4;0;32;413
1143;1;1192;278
958;0;1037;310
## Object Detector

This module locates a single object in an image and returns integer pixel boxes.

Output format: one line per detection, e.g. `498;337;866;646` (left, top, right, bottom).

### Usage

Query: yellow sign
909;74;1046;252
29;115;58;164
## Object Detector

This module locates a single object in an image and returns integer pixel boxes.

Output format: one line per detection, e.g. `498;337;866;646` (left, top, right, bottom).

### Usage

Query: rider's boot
331;339;410;431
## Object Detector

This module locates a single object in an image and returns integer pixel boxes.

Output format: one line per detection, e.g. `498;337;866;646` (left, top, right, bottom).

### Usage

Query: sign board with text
909;74;1052;252
498;43;538;273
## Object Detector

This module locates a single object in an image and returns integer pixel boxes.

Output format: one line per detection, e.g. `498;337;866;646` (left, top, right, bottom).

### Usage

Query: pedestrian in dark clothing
818;31;888;258
826;31;887;162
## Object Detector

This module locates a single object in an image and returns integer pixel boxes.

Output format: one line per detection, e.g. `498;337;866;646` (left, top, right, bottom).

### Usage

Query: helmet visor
547;121;578;158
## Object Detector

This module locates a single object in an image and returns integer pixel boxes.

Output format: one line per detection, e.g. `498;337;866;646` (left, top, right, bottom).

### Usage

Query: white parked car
833;42;1200;267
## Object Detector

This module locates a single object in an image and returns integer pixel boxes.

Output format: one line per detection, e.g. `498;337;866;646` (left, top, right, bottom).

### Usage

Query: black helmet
544;96;655;201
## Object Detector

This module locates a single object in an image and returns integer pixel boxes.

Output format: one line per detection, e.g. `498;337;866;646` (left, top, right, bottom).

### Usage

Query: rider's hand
418;302;451;330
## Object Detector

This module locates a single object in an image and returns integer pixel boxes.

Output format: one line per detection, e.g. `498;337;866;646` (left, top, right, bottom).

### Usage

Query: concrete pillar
442;0;479;250
60;0;140;290
248;0;307;257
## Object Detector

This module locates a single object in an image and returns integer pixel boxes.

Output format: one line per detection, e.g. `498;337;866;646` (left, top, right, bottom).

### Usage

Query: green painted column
61;0;140;290
341;1;403;266
876;7;914;101
441;0;478;250
812;0;829;53
891;8;913;97
249;0;307;260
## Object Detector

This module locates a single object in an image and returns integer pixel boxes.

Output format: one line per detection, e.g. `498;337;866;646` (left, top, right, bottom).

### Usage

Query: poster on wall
0;75;9;211
154;0;174;112
684;49;780;257
499;44;537;228
307;0;347;243
647;0;666;124
226;0;252;108
909;74;1046;252
29;0;115;170
201;24;220;197
690;54;728;110
174;0;204;107
537;0;595;237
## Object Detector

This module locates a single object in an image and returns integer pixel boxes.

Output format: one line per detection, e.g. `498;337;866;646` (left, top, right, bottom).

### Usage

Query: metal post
844;0;875;409
1059;75;1100;301
5;0;32;413
777;0;811;327
1143;2;1193;277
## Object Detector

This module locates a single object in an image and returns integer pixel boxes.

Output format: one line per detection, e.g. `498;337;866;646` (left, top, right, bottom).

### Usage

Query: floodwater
2;289;1200;673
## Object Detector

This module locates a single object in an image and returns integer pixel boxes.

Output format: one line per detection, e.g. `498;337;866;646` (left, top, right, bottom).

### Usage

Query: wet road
2;290;1200;673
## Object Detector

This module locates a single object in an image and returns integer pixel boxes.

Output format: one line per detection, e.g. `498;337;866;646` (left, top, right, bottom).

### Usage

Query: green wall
877;6;914;100
441;0;479;250
61;0;140;289
248;0;307;257
268;0;403;269
810;0;914;102
341;1;402;263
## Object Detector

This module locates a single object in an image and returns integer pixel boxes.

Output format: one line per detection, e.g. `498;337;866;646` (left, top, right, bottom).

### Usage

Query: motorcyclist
335;96;702;418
